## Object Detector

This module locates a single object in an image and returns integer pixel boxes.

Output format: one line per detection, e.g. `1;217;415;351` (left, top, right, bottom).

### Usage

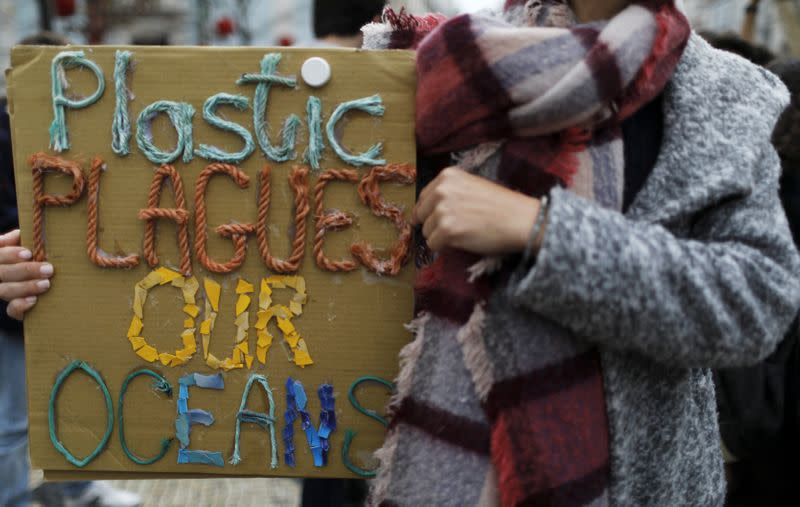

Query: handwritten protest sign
7;45;416;480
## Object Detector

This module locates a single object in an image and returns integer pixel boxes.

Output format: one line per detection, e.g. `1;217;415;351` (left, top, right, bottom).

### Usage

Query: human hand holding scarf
413;167;544;255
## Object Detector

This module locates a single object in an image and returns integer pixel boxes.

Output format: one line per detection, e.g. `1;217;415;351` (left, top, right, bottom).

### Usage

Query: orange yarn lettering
194;163;255;273
138;165;192;276
30;153;86;262
352;163;415;275
86;157;140;269
257;165;310;274
313;168;360;272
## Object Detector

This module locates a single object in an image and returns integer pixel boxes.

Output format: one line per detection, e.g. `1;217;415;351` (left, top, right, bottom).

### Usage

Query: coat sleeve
509;139;800;368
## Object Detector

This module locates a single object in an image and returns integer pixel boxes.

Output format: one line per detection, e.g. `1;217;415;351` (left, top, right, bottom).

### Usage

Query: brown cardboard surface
8;45;416;479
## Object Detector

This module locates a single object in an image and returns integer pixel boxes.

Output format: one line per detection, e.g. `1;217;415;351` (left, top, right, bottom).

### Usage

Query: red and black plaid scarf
365;2;689;505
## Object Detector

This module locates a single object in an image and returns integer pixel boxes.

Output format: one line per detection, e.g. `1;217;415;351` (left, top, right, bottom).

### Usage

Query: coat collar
625;33;789;223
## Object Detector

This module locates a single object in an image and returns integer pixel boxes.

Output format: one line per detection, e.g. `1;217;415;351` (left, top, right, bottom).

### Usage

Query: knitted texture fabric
363;1;690;506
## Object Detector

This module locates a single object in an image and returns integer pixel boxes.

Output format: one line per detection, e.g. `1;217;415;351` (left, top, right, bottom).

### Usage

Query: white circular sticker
301;57;332;88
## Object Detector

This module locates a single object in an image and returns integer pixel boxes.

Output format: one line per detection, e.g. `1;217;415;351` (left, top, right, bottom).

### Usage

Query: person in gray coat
362;1;800;505
418;35;799;507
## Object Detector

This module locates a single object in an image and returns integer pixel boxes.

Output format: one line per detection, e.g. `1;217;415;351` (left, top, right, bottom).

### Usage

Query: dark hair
700;31;775;66
313;0;385;38
17;31;69;46
131;30;170;46
769;59;800;97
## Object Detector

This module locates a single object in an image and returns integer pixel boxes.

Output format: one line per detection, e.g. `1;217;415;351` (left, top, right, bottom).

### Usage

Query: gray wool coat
498;34;800;506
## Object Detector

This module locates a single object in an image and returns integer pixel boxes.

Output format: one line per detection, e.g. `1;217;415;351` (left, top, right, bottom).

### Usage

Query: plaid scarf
365;2;689;506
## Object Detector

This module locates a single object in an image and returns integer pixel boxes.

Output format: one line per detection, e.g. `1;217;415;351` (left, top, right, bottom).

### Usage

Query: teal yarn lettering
48;360;113;468
347;376;393;426
118;369;173;466
342;375;394;477
136;100;195;164
305;96;324;170
342;429;373;477
49;50;106;153
325;94;386;167
175;373;225;467
195;93;255;164
236;53;300;162
230;374;278;469
111;50;133;156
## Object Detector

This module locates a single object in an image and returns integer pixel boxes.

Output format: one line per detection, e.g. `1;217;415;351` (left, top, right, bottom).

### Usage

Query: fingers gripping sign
0;229;54;320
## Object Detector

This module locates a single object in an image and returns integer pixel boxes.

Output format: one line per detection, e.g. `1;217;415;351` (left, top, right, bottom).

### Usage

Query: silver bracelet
524;194;549;263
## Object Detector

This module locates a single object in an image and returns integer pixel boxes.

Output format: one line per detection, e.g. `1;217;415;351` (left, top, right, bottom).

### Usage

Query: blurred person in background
0;31;141;507
308;0;385;48
699;31;775;67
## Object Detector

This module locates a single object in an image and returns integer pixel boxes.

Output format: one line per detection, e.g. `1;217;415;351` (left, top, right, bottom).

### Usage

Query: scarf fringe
454;142;504;173
454;304;494;401
369;427;401;506
369;313;432;506
391;313;430;411
467;257;503;283
382;7;443;33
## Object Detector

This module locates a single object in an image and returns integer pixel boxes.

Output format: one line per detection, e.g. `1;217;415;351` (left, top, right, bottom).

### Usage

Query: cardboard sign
7;45;416;480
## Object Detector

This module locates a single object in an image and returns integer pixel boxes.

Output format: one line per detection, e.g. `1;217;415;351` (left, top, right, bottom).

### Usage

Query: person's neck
318;34;363;48
570;0;630;22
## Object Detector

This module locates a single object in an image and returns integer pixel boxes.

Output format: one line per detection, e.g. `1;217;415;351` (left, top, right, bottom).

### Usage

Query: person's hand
413;167;543;255
0;229;54;320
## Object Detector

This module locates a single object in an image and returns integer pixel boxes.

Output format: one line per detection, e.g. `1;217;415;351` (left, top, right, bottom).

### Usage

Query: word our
129;267;312;371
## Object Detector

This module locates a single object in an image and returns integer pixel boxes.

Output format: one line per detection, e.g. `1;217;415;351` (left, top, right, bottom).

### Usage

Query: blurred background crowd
0;0;798;96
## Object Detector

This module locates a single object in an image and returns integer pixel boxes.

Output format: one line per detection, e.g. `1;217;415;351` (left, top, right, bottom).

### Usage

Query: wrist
508;196;541;252
524;194;550;261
